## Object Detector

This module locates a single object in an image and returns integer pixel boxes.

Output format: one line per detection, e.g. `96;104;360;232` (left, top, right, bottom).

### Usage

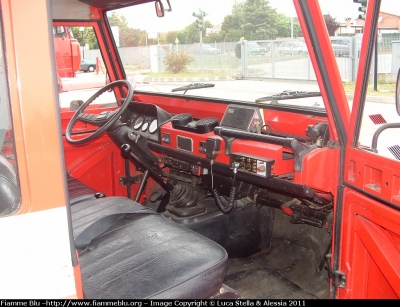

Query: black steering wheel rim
66;80;134;145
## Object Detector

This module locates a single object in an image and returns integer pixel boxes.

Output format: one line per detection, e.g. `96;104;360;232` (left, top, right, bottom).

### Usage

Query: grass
343;81;396;97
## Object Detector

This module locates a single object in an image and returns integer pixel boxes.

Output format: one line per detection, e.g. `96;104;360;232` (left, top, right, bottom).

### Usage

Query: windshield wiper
172;82;215;94
255;90;321;103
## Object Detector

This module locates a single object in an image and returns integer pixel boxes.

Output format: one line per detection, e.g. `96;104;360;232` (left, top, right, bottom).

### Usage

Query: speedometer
133;116;144;130
149;119;158;134
141;122;149;132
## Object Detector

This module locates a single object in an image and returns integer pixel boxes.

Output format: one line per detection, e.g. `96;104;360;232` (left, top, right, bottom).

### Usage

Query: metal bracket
119;174;143;186
221;136;236;155
325;254;346;289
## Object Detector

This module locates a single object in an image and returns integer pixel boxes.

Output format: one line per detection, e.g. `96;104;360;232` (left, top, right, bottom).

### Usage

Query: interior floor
224;238;330;299
144;180;332;299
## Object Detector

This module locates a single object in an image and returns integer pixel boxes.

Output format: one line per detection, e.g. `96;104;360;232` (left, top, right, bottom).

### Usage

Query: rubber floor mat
224;238;329;299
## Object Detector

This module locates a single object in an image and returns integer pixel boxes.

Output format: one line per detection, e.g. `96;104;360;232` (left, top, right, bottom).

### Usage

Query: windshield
106;0;365;110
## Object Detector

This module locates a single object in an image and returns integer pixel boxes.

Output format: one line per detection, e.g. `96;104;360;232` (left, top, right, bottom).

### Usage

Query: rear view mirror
396;67;400;116
155;0;164;17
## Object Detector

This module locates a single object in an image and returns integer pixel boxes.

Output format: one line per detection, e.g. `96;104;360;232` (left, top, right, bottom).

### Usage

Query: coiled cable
210;161;239;214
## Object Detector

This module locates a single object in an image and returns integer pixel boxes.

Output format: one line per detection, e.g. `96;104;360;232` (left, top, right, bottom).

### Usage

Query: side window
55;26;115;111
0;19;21;217
355;0;399;161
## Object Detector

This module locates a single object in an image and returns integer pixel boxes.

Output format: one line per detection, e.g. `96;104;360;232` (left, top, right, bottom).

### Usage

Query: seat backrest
0;155;20;215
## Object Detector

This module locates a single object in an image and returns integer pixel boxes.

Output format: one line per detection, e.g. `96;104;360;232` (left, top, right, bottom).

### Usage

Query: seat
0;155;20;216
67;174;103;205
71;196;228;299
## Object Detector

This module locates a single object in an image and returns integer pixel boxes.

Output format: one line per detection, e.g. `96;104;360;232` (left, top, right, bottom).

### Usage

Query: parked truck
0;0;399;300
53;25;81;78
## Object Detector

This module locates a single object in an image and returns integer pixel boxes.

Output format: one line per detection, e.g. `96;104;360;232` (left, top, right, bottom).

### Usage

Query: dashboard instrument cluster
125;102;172;143
131;114;158;134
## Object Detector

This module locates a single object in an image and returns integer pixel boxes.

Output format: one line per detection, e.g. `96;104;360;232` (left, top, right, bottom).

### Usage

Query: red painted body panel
63;136;129;197
340;0;400;298
53;25;81;78
338;189;400;298
294;147;339;194
262;109;328;138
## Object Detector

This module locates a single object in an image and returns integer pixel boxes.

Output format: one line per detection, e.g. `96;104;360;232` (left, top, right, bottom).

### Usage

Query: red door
338;0;400;298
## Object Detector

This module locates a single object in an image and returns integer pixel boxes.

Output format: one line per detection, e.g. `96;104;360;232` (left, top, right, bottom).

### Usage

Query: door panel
338;189;400;298
341;0;400;298
63;135;130;197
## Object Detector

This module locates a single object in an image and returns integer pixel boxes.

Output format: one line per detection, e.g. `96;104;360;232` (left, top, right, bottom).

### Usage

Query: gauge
149;119;158;134
141;121;149;132
133;116;144;130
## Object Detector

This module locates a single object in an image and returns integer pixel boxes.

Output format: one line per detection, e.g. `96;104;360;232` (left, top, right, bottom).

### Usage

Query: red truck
0;0;398;300
53;25;81;78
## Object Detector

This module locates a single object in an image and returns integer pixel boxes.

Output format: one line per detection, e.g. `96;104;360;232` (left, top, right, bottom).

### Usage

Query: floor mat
224;238;330;299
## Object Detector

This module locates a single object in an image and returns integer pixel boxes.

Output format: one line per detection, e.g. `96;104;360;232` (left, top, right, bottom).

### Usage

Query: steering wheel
66;80;134;145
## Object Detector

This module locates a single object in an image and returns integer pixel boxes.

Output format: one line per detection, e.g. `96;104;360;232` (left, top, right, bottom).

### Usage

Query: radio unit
231;153;274;178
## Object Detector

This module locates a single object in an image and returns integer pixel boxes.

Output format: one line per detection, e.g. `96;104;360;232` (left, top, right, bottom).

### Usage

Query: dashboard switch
162;133;171;144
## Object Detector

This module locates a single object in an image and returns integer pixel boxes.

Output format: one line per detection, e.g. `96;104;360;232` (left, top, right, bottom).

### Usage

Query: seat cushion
0;155;20;215
67;175;99;205
71;197;228;299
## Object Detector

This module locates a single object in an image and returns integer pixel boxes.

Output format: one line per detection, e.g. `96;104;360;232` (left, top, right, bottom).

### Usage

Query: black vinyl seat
0;155;20;216
71;196;228;299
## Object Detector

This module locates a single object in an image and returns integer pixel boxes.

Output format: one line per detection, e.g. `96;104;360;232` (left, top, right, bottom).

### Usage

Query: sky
118;0;397;33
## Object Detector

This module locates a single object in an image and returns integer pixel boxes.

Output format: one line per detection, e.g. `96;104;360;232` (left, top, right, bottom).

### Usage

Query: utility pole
79;26;85;59
193;8;206;75
291;17;294;39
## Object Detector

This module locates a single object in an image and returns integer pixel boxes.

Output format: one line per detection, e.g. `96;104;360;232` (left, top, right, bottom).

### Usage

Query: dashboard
124;102;172;143
119;100;331;203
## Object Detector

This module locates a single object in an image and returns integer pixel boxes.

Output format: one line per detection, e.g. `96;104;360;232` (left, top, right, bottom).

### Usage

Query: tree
106;12;148;47
71;27;98;50
120;28;143;47
275;14;302;38
107;12;129;28
165;31;180;44
220;0;282;41
184;22;202;44
324;14;340;36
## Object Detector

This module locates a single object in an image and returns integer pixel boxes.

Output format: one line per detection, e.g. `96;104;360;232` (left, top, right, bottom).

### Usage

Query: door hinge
119;174;143;186
325;254;346;289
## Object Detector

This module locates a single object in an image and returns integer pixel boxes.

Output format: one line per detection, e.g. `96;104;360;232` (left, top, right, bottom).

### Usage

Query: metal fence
84;36;397;82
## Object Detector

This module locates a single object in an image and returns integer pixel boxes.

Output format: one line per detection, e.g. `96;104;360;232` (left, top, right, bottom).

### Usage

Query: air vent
388;145;400;160
369;114;387;125
177;136;193;152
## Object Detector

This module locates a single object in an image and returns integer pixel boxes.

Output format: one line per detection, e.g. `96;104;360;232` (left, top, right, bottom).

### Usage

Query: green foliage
108;12;129;28
106;12;148;47
184;22;202;44
165;31;180;44
219;0;282;41
71;27;98;50
121;28;148;47
275;14;302;38
163;51;194;74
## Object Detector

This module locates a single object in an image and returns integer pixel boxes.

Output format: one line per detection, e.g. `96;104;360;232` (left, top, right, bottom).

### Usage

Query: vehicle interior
3;0;399;300
53;0;343;299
